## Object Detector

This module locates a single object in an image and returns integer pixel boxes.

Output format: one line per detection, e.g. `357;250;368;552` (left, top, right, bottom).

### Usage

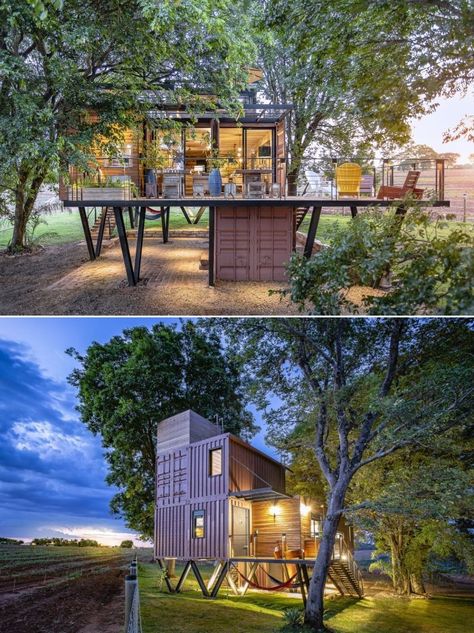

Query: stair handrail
337;535;364;597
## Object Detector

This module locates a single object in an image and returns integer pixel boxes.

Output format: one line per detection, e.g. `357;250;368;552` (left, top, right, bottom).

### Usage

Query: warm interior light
269;504;280;521
300;503;311;516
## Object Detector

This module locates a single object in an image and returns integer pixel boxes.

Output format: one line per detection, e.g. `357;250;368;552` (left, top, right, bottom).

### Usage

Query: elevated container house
154;410;363;601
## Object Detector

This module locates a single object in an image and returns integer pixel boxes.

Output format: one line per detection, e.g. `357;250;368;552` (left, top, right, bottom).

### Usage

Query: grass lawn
1;208;469;249
0;208;206;248
139;563;473;633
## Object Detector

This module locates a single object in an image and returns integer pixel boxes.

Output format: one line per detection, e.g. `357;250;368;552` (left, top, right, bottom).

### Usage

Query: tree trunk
9;163;46;252
410;572;426;595
305;486;346;631
287;169;299;196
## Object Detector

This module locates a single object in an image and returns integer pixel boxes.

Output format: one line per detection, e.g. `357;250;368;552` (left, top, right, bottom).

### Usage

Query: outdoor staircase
328;556;364;598
295;207;310;229
90;207;116;240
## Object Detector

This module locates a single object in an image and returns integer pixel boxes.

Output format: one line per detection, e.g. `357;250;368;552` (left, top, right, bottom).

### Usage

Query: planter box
69;186;129;201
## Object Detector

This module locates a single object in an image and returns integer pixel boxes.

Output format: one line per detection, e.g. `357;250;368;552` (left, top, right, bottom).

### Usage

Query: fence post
125;574;137;632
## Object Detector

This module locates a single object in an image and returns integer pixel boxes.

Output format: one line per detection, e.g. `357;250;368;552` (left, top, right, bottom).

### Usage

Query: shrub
284;206;474;315
281;607;305;630
120;540;134;548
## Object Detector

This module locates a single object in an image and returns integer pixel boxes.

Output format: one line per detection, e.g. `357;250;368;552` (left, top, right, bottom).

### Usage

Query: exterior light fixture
300;503;311;516
269;504;280;522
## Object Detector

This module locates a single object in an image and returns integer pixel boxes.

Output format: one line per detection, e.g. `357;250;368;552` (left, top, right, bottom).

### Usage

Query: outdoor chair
304;170;332;197
359;174;374;196
376;170;424;199
192;175;209;196
162;174;182;198
336;163;362;197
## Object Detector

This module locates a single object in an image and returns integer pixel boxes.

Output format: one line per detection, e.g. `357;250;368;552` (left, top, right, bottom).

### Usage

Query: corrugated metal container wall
155;499;228;559
188;436;229;500
215;206;294;282
155;434;229;559
229;438;286;494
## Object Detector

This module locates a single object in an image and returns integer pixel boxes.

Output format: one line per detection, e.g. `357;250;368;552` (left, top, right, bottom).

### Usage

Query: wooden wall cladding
252;498;302;557
229;438;286;495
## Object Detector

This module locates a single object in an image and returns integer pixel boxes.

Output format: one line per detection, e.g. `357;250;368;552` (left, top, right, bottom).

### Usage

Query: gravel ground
0;238;299;316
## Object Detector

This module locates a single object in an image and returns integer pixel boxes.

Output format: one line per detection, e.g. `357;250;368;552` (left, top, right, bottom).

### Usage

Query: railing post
124;574;137;632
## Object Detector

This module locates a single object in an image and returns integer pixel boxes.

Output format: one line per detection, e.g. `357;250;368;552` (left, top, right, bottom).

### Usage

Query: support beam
156;559;174;593
193;206;207;225
350;206;358;218
208;205;215;286
128;206;135;229
175;561;192;593
161;206;170;243
190;561;210;597
225;569;240;596
79;206;96;261
180;206;193;224
207;562;224;592
296;564;306;608
237;561;258;597
114;206;136;286
304;206;322;258
134;206;146;282
209;562;229;598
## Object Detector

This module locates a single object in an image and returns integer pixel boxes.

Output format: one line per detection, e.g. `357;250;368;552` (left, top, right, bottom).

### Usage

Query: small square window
209;448;222;476
192;510;205;538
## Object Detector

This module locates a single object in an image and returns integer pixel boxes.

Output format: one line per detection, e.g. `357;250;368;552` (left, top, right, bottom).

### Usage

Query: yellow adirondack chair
336;163;362;197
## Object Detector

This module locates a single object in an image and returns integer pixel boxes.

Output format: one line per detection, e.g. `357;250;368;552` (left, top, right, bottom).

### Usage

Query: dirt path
0;237;299;315
0;567;125;633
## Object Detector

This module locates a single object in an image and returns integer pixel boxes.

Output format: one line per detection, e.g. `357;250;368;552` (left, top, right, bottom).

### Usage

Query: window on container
192;510;205;538
310;516;322;537
209;448;222;476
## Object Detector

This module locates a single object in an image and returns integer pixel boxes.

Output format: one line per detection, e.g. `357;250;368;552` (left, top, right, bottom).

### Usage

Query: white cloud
9;420;89;460
45;525;148;547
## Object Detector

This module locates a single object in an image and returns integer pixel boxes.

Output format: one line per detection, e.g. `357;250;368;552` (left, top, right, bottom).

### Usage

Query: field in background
0;545;153;633
391;167;474;218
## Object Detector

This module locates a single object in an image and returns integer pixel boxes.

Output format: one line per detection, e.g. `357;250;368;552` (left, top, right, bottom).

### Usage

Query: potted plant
204;133;238;197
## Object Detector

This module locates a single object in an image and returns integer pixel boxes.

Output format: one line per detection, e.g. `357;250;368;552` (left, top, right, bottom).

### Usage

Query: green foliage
0;0;254;249
0;537;24;545
67;322;256;538
120;540;134;549
280;607;305;632
285;206;474;315
255;0;474;185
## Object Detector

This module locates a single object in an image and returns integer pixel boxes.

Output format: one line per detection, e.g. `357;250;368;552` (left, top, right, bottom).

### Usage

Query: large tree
255;0;474;193
67;322;256;539
0;0;254;250
351;446;474;596
216;318;474;631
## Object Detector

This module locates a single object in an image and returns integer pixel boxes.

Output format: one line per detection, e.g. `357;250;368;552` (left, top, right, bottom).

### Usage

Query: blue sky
0;318;271;545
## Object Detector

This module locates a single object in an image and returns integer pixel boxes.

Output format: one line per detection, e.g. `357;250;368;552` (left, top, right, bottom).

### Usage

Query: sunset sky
410;93;473;162
0;318;270;546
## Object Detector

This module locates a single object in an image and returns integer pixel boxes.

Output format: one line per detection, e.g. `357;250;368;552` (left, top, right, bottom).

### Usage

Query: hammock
261;566;302;588
145;207;162;221
234;566;298;591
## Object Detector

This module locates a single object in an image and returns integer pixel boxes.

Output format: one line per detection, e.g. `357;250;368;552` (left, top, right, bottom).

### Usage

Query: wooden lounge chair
336;163;362;197
377;170;424;199
359;174;374;196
